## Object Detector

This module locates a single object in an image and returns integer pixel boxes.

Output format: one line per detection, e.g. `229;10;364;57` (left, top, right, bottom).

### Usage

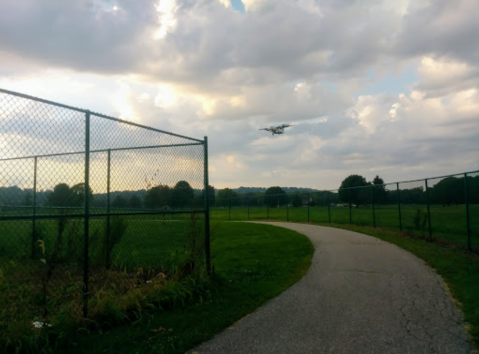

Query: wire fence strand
0;88;209;345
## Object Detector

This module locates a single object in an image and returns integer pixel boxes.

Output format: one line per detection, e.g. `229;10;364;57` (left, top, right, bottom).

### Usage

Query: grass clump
51;222;314;354
0;213;213;353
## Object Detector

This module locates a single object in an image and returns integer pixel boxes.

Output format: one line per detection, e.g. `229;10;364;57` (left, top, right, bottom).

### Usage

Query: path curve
191;222;474;354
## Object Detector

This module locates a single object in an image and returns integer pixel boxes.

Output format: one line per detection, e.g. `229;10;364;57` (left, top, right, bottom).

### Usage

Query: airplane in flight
259;124;293;135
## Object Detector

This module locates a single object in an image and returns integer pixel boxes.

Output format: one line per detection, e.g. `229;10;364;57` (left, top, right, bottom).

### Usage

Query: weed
103;217;128;267
412;209;429;234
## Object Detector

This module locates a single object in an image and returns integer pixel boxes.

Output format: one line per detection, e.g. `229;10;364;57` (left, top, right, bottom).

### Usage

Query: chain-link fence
0;88;210;342
211;171;479;254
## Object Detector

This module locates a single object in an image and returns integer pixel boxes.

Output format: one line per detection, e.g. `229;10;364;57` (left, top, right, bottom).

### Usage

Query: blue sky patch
231;0;245;13
358;67;417;96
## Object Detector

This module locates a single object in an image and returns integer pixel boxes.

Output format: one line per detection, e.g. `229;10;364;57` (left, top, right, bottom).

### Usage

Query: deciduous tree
338;175;370;206
265;186;287;207
170;181;194;208
144;184;171;209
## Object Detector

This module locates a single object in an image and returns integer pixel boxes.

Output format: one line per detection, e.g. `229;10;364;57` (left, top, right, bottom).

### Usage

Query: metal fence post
397;183;402;232
83;110;91;318
204;137;211;275
286;199;289;221
106;149;111;268
328;191;331;224
267;203;269;220
348;189;352;224
372;186;376;228
247;196;250;220
425;179;432;241
465;173;471;250
31;156;37;259
307;192;310;222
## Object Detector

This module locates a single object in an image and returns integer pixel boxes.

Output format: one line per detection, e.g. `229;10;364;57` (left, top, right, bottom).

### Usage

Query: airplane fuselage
260;124;291;135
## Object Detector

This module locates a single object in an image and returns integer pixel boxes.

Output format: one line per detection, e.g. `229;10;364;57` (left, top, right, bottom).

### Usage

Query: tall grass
0;213;210;353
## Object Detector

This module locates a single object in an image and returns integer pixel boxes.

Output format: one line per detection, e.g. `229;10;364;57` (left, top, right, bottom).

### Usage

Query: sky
0;0;478;190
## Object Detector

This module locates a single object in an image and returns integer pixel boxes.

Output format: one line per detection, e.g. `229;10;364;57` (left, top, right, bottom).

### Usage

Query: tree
338;175;370;206
129;195;142;209
216;188;239;207
70;183;94;207
431;177;464;205
265;186;287;207
170;181;194;209
399;187;424;204
112;195;128;208
46;183;72;207
290;192;302;207
144;184;171;209
22;192;33;207
372;175;388;204
469;175;479;204
198;185;215;207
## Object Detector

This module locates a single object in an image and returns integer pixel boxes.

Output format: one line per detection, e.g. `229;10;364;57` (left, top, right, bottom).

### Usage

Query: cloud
414;56;479;97
393;0;479;64
0;0;478;190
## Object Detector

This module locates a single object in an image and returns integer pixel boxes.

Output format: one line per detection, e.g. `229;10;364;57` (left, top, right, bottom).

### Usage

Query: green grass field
1;203;478;352
211;204;479;251
59;222;314;354
0;212;209;352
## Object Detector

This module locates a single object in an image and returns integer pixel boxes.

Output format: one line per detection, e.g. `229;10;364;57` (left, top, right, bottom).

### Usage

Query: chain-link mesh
0;88;208;346
466;172;479;252
397;179;428;238
427;173;468;248
210;170;478;255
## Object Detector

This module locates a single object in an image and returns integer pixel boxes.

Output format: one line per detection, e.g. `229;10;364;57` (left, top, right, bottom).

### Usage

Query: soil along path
191;222;474;354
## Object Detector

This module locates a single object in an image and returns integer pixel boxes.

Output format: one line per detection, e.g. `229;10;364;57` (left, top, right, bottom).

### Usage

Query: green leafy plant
412;209;429;234
103;217;129;267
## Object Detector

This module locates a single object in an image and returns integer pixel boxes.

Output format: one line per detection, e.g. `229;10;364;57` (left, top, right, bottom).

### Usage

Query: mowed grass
211;204;479;251
0;214;202;268
0;213;209;352
55;222;314;354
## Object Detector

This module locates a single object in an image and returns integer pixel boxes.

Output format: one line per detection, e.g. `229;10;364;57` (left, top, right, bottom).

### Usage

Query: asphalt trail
190;222;474;354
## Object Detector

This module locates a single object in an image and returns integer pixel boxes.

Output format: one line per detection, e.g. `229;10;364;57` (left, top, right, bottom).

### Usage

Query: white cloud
414;56;479;97
155;0;179;39
216;0;231;8
0;0;478;190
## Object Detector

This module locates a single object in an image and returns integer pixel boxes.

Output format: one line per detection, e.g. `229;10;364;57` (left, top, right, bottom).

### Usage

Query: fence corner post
31;156;38;259
83;110;91;318
204;136;211;275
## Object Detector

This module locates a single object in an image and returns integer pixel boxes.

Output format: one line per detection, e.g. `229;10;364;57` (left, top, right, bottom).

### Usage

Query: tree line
337;174;479;206
0;181;213;210
1;174;477;210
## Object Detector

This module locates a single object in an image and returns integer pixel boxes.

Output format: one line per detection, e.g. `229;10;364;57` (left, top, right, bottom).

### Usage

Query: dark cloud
0;0;156;73
1;0;478;189
393;0;479;63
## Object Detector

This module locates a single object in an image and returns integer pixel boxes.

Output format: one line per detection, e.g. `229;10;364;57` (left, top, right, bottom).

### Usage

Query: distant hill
232;186;319;194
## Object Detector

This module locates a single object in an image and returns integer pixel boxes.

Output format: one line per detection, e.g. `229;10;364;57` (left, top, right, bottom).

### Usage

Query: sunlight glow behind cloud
0;0;478;189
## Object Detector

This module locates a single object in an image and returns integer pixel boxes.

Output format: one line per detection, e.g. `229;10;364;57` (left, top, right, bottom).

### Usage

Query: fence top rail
214;169;479;199
0;142;205;162
0;87;203;143
329;169;479;192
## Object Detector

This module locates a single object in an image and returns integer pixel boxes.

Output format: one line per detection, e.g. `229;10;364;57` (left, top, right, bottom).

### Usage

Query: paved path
191;222;474;354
